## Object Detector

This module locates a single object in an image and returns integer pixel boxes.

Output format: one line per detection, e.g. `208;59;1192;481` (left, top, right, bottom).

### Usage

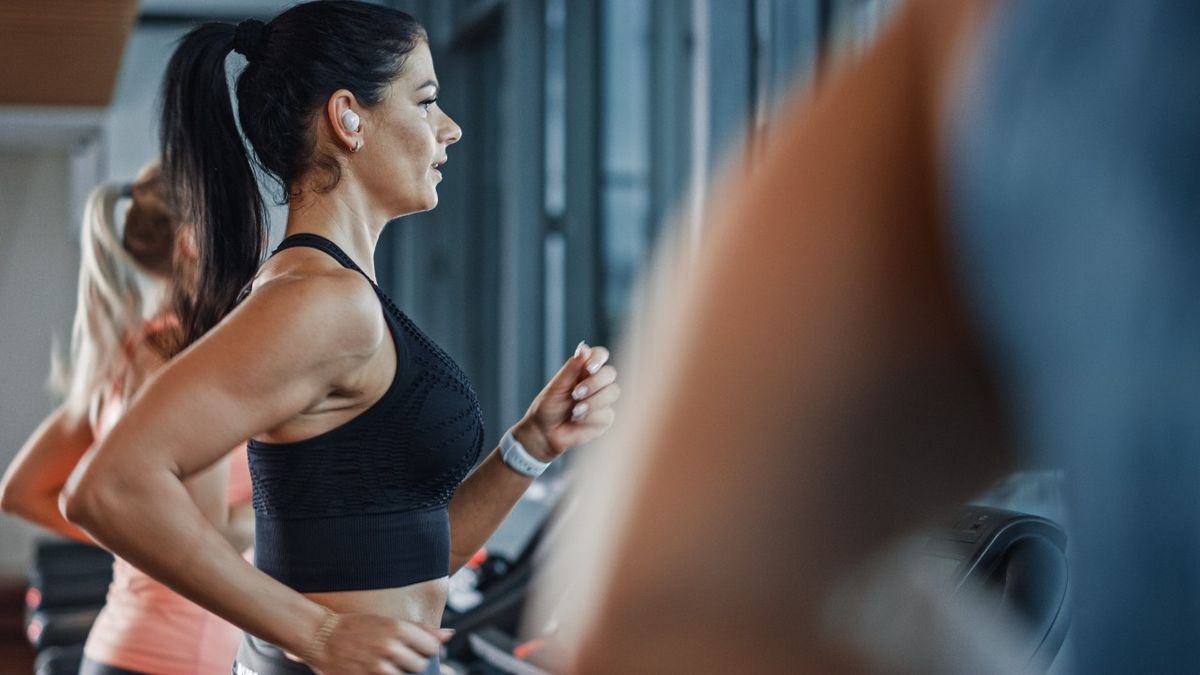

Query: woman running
61;3;619;674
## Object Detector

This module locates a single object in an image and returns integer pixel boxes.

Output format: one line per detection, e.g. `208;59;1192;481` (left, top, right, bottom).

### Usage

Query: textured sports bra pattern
246;233;485;592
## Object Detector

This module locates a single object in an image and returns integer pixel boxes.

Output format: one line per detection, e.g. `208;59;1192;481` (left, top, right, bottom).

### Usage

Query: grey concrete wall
0;151;75;576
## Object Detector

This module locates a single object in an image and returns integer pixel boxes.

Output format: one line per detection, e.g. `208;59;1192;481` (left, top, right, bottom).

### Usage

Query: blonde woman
0;162;253;675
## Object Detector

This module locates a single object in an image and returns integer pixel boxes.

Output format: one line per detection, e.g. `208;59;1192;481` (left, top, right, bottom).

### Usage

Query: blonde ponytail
51;182;146;416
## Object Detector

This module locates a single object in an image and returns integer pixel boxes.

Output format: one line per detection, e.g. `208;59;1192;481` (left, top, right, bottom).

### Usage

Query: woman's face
359;40;462;217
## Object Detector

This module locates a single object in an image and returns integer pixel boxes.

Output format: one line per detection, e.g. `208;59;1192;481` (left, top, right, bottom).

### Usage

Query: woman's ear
326;89;364;153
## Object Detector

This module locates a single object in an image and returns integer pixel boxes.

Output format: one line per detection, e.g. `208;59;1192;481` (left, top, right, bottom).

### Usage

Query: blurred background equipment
24;540;112;674
437;503;1070;675
921;506;1070;671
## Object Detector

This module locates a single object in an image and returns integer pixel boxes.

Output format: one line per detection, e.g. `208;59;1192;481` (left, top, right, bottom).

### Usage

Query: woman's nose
440;113;462;146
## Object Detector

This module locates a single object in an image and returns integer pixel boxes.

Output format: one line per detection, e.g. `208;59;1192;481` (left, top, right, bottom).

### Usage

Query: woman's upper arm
81;272;381;482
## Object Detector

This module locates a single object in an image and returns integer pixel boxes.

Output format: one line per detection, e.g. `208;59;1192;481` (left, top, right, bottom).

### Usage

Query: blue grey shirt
951;2;1200;672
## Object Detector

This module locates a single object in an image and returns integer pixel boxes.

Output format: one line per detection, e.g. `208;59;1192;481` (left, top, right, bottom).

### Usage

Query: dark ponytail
160;22;266;352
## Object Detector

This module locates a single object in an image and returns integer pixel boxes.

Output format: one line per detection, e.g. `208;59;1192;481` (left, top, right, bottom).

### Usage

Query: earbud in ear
341;109;361;133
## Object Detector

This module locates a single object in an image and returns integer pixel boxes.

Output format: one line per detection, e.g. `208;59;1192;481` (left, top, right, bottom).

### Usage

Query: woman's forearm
447;447;536;572
447;355;613;573
1;405;96;543
64;463;327;657
7;490;94;543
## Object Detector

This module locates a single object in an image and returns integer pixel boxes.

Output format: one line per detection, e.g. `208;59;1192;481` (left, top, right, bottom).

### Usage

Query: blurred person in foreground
538;1;1200;673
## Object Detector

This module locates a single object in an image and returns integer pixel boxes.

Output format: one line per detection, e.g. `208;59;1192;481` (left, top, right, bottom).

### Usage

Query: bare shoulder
236;254;386;360
152;249;388;416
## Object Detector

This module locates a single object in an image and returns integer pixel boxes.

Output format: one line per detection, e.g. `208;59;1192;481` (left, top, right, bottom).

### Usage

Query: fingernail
575;341;588;358
572;385;588;400
439;628;456;641
572;402;589;419
587;361;601;375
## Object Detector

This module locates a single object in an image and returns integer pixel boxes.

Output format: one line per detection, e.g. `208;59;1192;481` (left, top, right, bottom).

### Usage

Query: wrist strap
501;430;551;477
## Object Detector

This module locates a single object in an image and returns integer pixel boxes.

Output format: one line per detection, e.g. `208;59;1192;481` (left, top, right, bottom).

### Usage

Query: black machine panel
921;505;1070;672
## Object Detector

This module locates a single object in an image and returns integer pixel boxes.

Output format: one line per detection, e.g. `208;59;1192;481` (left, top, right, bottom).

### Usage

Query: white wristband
500;430;551;477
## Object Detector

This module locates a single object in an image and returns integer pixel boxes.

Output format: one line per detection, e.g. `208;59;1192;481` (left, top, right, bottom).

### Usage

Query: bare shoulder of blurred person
533;1;1008;673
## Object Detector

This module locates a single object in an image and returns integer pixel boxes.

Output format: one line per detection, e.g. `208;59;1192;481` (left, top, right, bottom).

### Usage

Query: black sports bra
246;233;485;592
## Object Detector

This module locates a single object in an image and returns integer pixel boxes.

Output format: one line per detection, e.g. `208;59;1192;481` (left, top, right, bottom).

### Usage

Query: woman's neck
284;181;388;279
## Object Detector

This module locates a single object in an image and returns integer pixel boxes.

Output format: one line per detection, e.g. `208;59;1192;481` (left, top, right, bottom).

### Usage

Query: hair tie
233;19;267;62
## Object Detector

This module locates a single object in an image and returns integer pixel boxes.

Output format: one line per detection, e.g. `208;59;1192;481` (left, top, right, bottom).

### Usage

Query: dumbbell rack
25;540;113;675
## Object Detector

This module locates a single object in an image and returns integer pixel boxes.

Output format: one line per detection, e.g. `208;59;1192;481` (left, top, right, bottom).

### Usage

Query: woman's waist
303;576;449;628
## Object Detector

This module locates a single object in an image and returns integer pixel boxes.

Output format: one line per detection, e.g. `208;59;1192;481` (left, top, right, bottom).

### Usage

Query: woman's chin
392;191;439;217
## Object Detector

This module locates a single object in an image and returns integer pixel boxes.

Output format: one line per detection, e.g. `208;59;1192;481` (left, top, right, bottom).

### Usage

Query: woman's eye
421;98;438;111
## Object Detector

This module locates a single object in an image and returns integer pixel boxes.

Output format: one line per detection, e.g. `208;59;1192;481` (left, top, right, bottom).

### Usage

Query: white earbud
341;109;361;132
